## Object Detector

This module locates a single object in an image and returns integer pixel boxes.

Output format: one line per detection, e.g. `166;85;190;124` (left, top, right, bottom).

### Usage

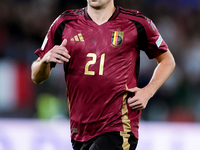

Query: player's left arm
127;49;175;110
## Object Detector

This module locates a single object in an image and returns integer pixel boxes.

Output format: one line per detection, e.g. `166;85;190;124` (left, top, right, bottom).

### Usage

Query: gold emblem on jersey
72;128;79;133
112;31;124;46
71;33;84;42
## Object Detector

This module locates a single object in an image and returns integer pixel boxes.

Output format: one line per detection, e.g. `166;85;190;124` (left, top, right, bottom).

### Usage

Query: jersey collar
84;5;120;21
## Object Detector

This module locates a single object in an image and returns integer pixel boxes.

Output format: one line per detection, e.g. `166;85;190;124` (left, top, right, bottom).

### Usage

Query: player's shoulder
118;6;156;30
118;6;149;22
59;7;85;19
50;7;85;29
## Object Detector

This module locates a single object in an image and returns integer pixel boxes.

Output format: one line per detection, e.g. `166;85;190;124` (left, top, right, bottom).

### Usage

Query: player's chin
88;0;103;8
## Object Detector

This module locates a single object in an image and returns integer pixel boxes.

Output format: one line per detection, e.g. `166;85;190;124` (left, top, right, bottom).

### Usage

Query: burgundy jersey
35;6;168;142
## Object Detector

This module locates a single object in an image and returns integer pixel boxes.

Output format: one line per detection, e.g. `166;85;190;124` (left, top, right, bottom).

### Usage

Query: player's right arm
31;39;70;84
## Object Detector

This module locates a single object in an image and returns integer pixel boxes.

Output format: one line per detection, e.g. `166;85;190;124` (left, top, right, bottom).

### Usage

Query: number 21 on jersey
84;53;105;75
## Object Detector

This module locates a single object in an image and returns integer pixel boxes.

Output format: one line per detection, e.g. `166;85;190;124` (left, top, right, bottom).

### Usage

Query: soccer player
31;0;175;149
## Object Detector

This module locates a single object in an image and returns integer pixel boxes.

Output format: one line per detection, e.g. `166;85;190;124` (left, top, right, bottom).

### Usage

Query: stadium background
0;0;200;149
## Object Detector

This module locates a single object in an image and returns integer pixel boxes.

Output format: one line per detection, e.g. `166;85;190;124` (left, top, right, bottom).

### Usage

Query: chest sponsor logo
112;31;124;46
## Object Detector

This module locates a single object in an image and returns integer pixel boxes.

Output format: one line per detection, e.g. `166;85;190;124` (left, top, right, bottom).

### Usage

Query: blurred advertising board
0;119;72;150
0;120;200;150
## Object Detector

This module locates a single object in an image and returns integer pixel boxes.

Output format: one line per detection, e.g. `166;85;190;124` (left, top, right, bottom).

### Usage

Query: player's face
87;0;113;9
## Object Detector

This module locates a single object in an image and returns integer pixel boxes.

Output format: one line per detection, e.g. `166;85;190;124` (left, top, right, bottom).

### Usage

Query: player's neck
87;3;116;25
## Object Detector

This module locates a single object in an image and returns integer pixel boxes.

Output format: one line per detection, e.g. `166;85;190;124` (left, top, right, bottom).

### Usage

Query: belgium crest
112;31;124;46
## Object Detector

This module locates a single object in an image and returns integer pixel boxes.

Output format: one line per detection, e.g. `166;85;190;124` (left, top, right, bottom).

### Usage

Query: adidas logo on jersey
71;33;84;42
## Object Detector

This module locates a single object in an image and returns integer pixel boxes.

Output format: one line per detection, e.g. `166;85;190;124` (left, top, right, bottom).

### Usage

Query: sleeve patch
41;36;48;51
156;35;163;48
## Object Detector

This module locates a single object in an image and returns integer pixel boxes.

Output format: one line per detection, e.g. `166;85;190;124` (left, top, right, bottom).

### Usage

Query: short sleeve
35;29;55;59
137;17;168;59
34;16;61;59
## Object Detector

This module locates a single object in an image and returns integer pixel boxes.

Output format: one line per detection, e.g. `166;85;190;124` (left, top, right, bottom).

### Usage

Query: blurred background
0;0;200;150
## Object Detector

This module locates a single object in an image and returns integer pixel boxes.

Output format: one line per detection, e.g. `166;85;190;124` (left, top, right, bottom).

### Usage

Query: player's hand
127;87;152;110
41;39;71;64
